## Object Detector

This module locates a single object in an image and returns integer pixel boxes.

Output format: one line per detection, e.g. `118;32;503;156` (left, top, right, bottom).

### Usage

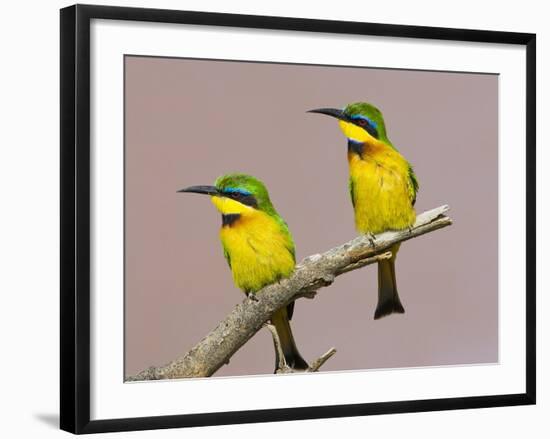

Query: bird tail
374;245;405;320
271;304;309;371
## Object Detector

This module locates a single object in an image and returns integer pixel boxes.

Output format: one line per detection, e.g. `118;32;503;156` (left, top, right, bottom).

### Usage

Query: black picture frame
60;4;536;434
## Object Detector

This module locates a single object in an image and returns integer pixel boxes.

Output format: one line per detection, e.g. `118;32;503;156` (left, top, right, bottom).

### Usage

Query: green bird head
178;173;278;218
308;102;390;145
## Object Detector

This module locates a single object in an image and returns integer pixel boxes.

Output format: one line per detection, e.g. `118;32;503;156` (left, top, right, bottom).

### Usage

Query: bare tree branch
127;205;452;381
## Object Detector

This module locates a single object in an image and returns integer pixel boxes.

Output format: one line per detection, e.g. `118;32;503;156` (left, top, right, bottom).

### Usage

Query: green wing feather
349;177;356;208
222;242;231;269
278;218;296;263
407;164;419;206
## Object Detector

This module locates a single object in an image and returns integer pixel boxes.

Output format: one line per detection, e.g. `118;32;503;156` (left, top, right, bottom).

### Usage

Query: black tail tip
374;302;405;320
274;354;309;373
288;354;310;371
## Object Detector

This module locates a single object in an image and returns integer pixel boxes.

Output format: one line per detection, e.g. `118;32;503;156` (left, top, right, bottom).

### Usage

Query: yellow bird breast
215;201;295;293
348;145;416;234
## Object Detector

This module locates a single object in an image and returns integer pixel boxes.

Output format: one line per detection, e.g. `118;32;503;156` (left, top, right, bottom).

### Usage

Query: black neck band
348;139;365;158
221;213;241;227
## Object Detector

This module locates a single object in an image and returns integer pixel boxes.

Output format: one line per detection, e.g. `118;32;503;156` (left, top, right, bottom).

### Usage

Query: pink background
124;56;498;378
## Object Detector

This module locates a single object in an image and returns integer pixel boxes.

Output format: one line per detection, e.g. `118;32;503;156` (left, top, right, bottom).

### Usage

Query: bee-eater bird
178;173;309;370
309;103;419;319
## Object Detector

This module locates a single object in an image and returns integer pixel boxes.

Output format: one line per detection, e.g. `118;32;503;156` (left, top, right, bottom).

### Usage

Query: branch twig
127;205;452;381
264;323;337;374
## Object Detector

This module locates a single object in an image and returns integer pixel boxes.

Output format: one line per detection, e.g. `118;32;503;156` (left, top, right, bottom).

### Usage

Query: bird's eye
356;119;367;127
227;190;244;200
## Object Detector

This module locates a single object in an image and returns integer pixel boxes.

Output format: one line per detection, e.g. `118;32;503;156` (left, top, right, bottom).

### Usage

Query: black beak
307;108;349;121
177;185;219;196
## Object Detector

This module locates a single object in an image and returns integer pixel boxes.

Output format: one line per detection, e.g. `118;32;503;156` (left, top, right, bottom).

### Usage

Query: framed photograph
60;4;536;434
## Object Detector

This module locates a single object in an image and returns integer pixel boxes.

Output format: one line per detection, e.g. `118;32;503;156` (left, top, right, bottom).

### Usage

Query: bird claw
367;232;377;247
248;292;259;302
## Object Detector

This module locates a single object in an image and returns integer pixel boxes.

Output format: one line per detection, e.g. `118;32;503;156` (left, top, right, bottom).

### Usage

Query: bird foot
367;232;377;247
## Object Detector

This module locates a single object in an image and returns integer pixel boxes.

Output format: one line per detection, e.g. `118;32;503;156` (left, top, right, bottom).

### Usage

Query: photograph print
124;55;498;380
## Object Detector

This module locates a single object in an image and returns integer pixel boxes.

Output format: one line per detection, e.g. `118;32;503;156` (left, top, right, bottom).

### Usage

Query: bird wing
386;137;419;206
222;242;232;269
349;177;356;208
276;217;296;264
407;163;419;206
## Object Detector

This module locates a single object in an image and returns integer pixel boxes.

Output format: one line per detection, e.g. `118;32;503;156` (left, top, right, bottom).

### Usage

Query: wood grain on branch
127;205;452;381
